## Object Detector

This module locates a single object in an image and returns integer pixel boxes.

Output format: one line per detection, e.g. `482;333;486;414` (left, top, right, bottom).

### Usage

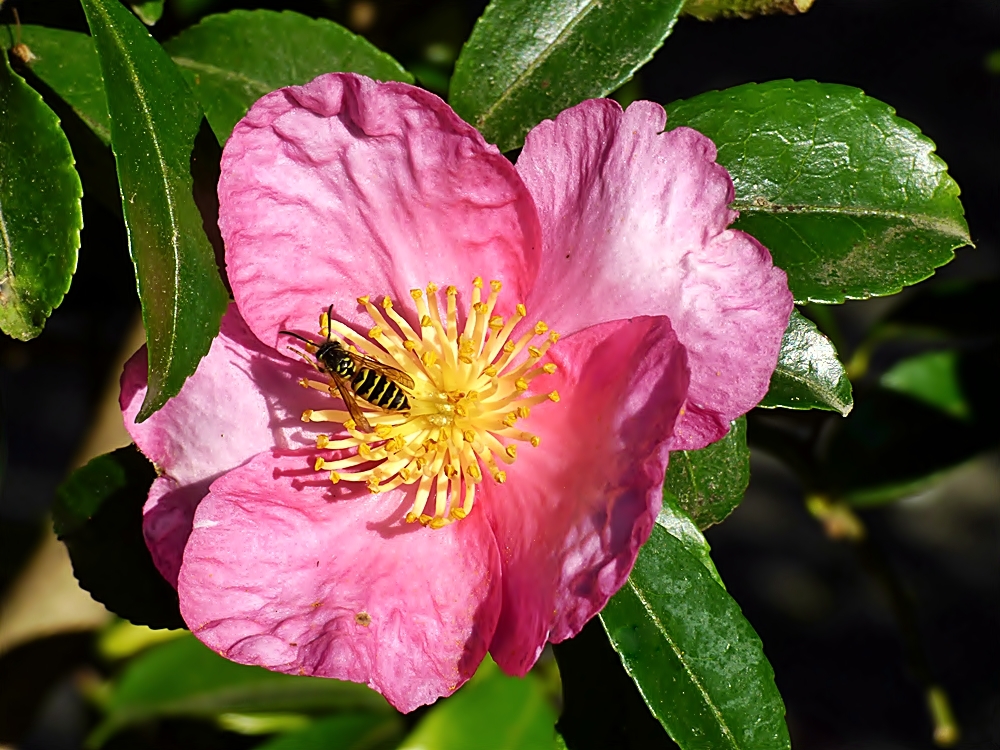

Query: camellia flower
120;73;792;712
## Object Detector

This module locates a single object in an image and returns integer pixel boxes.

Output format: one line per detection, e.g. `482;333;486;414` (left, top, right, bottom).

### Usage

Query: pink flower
120;73;791;712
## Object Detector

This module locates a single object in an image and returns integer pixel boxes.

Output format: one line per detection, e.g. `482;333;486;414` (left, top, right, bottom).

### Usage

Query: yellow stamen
293;277;561;527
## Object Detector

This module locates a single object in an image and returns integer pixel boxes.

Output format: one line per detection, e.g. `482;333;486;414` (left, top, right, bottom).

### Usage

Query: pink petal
517;99;792;449
120;303;321;486
485;316;689;675
121;304;326;584
178;452;503;713
219;72;543;349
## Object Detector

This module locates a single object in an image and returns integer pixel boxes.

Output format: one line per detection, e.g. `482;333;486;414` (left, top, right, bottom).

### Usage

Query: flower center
297;278;560;529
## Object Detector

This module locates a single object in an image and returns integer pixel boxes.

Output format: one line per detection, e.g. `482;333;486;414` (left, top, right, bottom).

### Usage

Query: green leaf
666;80;970;304
600;525;790;750
81;0;229;421
450;0;685;152
657;492;724;588
400;657;557;750
12;25;111;145
0;51;82;340
131;0;165;26
880;349;969;420
665;417;749;529
53;446;184;631
760;310;853;415
162;9;414;143
255;714;404;750
90;634;391;747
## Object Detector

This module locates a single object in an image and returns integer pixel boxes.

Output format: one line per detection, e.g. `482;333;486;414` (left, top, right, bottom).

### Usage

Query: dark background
1;0;997;748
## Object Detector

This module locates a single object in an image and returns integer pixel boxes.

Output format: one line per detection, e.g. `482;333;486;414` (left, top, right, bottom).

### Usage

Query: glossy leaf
91;634;390;746
81;0;229;421
666;81;970;304
665;417;749;529
450;0;685;152
14;25;111;145
880;349;969;420
53;446;184;630
256;715;404;750
131;0;165;26
163;9;413;142
657;491;724;588
760;310;853;415
601;525;790;750
0;52;82;340
400;657;557;750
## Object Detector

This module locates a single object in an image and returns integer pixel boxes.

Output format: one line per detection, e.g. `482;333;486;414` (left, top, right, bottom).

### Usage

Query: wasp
281;306;414;433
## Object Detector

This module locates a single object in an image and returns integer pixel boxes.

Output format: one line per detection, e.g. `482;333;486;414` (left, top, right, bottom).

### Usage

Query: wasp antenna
325;304;335;342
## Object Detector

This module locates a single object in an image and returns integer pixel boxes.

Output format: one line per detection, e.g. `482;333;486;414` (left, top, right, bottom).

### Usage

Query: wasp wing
330;374;372;433
346;351;415;390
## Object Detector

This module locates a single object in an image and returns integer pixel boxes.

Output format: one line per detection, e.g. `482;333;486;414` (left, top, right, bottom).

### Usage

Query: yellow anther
421;315;433;327
503;340;516;353
446;285;458;296
422;350;438;367
357;295;370;305
490;280;502;292
468;390;480;401
358;443;374;459
410;289;423;300
444;464;458;478
298;378;309;388
505;444;518;459
534;321;549;335
368;326;382;338
543;363;557;374
404;340;417;351
367;478;381;493
426;282;439;294
314;456;325;471
489;315;504;329
301;410;313;422
382;295;393;308
516;405;530;418
494;470;507;484
484;365;498;377
343;418;357;431
528;346;541;358
455;403;468;417
474;302;488;314
451;508;468;520
515;378;529;391
549;331;560;343
330;471;341;484
406;512;419;524
467;464;482;481
530;435;541;448
429;517;449;529
503;412;517;427
473;276;483;288
316;435;329;449
516;303;527;317
419;514;433;525
375;423;393;438
548;391;561;402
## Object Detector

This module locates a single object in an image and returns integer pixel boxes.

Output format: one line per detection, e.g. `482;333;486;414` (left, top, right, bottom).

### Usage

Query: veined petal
220;73;542;348
178;452;502;713
517;99;792;449
120;303;322;487
484;316;689;675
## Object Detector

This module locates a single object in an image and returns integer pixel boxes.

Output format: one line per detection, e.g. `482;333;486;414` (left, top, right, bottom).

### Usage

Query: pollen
303;278;560;529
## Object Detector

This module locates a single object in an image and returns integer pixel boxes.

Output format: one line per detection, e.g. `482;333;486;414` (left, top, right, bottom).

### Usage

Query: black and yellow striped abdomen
350;367;410;411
